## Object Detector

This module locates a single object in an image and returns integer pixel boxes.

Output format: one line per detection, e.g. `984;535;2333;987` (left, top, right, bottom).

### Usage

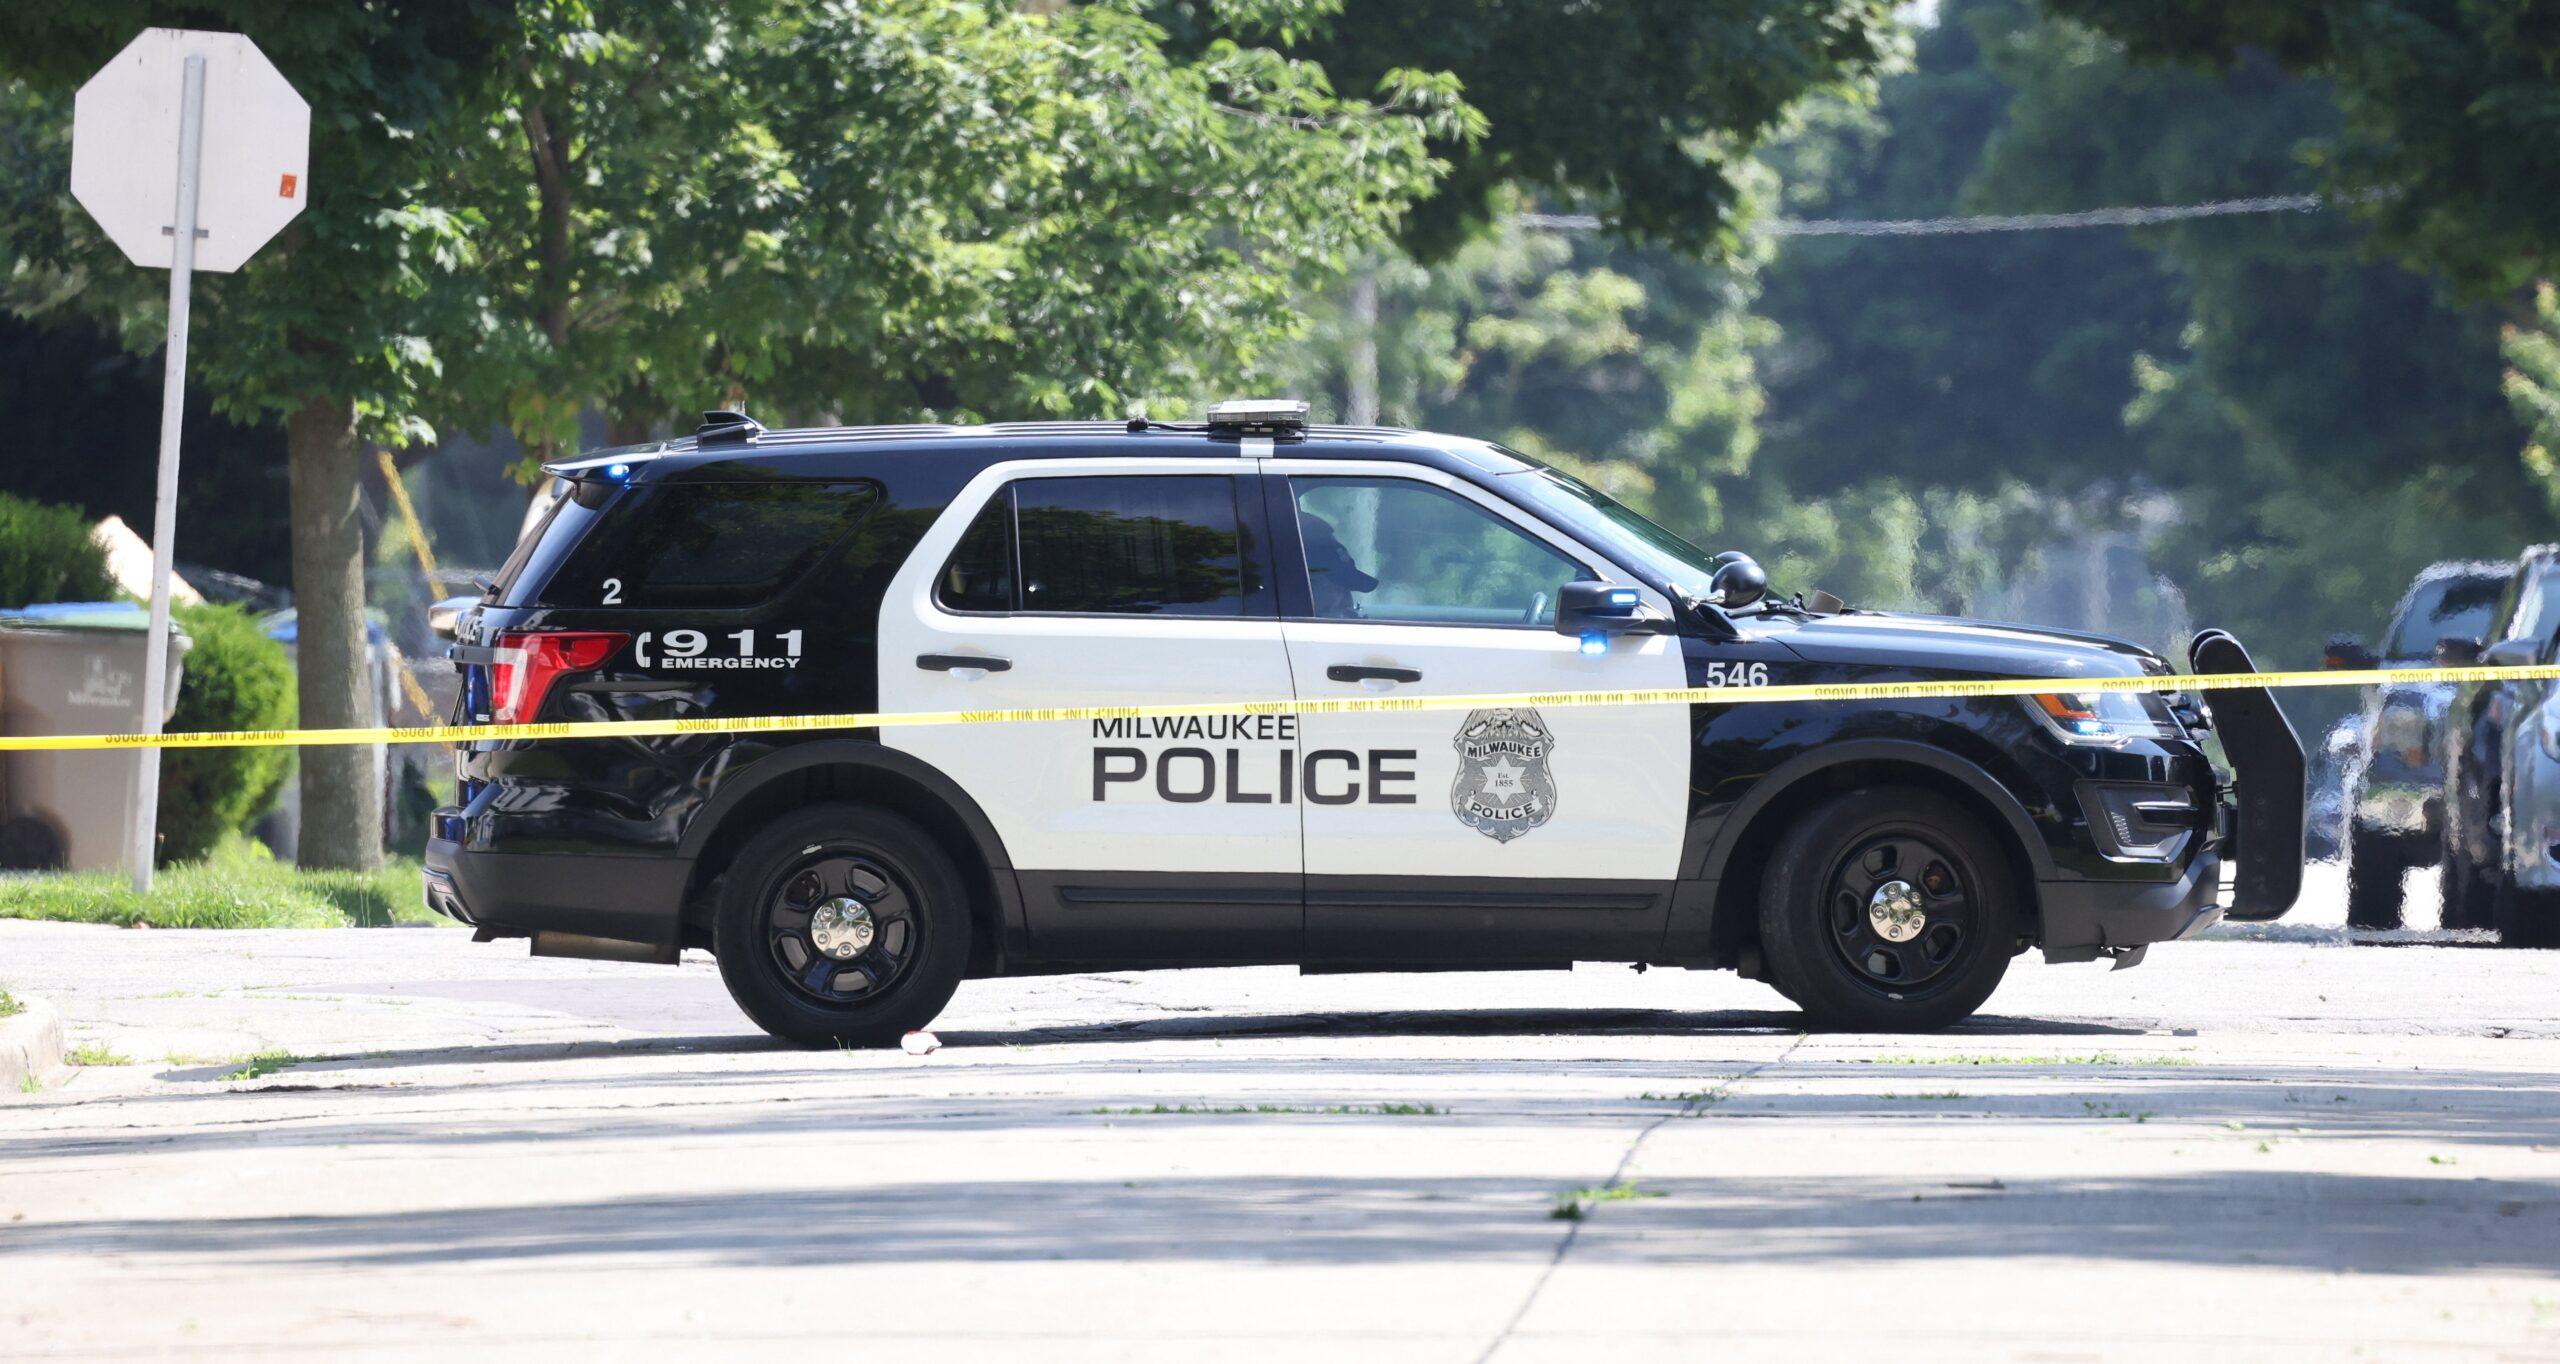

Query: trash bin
0;602;189;872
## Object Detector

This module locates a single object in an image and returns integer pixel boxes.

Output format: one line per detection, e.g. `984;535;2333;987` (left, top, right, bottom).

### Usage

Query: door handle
1327;664;1421;684
917;653;1012;673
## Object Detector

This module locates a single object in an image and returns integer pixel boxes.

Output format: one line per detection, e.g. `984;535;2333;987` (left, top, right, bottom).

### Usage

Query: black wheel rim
1823;830;1978;993
763;846;922;1006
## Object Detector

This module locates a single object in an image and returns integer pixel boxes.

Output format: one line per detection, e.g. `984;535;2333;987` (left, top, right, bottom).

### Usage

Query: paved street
6;862;2560;1362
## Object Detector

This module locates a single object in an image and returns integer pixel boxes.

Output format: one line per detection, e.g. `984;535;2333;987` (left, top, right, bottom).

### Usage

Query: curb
1;995;65;1092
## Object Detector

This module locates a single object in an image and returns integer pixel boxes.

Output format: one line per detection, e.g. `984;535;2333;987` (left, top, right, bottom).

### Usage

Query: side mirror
2435;636;2484;666
2322;634;2376;671
1708;554;1767;610
1554;580;1669;639
428;594;479;641
2479;636;2539;669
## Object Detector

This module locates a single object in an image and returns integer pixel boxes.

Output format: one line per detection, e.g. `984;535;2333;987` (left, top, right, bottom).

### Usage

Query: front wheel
1756;787;2018;1032
714;803;972;1046
2345;831;2407;930
2439;844;2494;932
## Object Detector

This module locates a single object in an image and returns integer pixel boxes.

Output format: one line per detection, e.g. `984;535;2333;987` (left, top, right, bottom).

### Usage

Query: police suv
428;401;2304;1043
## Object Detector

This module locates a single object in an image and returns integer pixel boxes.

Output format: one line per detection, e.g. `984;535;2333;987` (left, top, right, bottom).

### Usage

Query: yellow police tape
4;662;2557;754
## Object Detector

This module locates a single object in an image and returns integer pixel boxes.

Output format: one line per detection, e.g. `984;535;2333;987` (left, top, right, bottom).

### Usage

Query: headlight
2373;702;2428;766
2027;691;2180;746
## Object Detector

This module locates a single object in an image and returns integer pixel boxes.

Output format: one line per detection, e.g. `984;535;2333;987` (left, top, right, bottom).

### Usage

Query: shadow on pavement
4;1167;2553;1277
107;1005;2139;1088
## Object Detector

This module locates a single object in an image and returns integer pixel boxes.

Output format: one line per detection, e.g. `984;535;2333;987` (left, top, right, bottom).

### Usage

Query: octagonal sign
71;28;309;274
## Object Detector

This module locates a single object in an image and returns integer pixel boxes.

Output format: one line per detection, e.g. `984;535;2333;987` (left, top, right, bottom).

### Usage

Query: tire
2344;832;2406;930
2493;878;2560;948
2439;845;2493;932
714;803;973;1046
1756;786;2018;1032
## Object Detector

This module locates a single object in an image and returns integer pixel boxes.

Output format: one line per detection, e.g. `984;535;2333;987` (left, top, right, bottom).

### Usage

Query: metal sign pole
128;53;206;894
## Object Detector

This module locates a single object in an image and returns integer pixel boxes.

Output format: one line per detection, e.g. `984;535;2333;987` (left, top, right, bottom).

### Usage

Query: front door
880;460;1301;961
1267;464;1692;961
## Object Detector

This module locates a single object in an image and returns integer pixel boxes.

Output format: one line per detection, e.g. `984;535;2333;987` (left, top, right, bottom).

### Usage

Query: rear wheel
2493;878;2560;948
1756;787;2018;1032
2344;831;2406;930
714;803;972;1046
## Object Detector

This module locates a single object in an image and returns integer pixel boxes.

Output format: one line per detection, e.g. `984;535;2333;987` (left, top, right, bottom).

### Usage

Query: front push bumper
2039;849;2223;964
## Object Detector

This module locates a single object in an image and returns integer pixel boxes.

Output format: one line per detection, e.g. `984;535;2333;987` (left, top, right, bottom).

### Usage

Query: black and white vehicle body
426;403;2304;1042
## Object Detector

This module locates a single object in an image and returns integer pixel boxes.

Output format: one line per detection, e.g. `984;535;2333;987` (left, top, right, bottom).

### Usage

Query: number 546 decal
635;628;804;671
1700;661;1770;688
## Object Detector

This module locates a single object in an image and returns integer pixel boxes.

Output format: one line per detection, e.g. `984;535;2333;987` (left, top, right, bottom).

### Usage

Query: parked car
2337;562;2507;927
2490;655;2560;946
2437;545;2560;933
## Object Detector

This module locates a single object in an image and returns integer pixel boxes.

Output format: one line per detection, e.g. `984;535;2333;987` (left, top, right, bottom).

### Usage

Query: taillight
490;631;627;724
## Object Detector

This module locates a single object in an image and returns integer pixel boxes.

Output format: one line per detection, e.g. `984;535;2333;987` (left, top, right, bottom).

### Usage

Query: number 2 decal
600;577;623;605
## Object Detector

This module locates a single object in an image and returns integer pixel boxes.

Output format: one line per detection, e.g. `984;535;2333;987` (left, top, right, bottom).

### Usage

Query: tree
1260;203;1773;539
1160;0;1900;260
1960;2;2537;673
439;0;1465;460
0;5;513;871
3;2;1455;876
2508;281;2560;518
2042;0;2560;297
1753;0;2188;494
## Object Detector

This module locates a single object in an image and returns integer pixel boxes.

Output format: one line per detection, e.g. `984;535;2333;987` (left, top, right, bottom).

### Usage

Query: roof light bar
1205;398;1309;436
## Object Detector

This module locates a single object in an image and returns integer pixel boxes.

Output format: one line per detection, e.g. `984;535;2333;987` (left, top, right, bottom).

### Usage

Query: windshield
1497;461;1725;597
2384;575;2503;660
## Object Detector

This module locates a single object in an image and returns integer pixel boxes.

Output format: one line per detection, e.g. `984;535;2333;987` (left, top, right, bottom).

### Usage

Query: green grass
0;988;22;1018
15;1073;37;1094
64;1042;130;1067
0;834;441;929
1550;1182;1665;1221
1092;1102;1446;1117
216;1050;303;1082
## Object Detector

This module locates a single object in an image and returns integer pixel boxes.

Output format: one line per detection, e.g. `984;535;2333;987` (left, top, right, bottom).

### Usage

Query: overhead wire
1517;193;2332;237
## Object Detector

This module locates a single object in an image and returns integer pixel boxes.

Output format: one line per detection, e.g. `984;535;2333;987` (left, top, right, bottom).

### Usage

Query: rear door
1265;461;1691;962
879;459;1302;962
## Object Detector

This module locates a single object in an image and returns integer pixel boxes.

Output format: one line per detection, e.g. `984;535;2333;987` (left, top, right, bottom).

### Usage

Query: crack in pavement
1474;1033;1808;1364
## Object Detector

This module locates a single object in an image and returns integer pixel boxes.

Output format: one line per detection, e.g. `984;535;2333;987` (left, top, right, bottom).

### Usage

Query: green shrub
0;491;114;607
156;602;297;865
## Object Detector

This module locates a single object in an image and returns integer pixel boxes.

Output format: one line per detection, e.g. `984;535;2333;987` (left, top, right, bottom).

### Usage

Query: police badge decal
1451;708;1558;842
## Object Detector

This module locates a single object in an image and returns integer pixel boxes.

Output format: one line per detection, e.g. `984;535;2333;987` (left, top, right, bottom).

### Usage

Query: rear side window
938;495;1015;612
935;475;1247;616
511;480;880;609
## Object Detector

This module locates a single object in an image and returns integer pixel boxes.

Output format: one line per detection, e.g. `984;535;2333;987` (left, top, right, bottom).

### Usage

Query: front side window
525;480;879;609
1291;477;1587;626
935;475;1247;616
2520;567;2560;647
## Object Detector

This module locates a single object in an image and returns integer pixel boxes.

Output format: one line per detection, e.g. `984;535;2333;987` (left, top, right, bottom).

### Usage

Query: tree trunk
1347;266;1381;426
286;396;384;871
